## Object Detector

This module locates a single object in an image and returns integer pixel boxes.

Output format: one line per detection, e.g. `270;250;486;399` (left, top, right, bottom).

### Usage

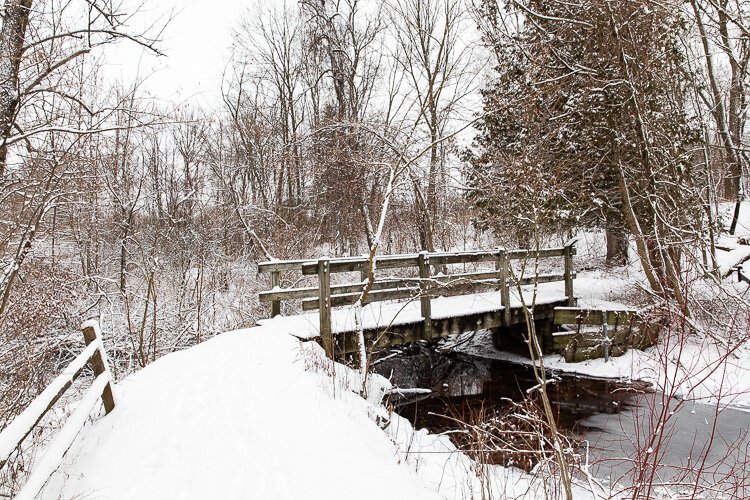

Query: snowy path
41;330;440;500
38;326;607;500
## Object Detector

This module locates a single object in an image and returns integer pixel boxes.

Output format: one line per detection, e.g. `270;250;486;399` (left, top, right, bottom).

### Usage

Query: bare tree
688;0;750;234
387;0;480;251
0;0;167;313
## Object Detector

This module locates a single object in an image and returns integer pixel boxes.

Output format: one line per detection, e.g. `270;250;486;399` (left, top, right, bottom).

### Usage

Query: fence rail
259;241;577;357
0;320;115;500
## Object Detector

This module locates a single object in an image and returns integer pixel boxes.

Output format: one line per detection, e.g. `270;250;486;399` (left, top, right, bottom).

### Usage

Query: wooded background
0;0;747;453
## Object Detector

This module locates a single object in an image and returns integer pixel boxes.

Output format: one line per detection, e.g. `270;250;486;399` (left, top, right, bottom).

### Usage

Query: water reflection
373;348;645;438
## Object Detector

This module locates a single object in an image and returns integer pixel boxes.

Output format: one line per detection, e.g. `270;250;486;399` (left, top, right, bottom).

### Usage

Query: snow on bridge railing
0;320;115;500
258;241;577;357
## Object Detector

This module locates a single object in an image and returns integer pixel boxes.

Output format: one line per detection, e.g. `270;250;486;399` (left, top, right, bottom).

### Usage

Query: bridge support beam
418;252;433;339
270;271;281;317
318;258;333;358
564;239;576;307
497;248;510;326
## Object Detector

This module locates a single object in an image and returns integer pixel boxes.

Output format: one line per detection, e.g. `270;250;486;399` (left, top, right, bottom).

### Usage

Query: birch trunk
0;0;33;177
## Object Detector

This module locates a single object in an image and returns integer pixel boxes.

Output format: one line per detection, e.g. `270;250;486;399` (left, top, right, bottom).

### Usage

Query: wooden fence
0;320;115;500
259;241;577;357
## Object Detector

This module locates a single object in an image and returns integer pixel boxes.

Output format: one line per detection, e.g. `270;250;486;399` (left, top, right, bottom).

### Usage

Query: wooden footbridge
258;242;590;358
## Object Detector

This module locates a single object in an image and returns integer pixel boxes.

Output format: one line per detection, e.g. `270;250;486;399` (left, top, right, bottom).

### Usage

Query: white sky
102;0;484;149
107;0;250;108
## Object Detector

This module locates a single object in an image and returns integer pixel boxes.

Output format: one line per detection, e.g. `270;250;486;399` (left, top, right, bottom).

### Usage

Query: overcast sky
109;0;249;108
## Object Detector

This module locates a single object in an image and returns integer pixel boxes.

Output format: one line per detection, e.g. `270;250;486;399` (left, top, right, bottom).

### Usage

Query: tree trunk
411;174;435;252
729;199;742;235
690;0;744;232
0;0;34;177
605;228;628;266
718;1;745;235
615;166;664;296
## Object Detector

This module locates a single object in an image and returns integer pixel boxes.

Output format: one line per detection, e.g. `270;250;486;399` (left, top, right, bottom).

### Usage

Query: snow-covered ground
27;205;750;498
40;327;595;500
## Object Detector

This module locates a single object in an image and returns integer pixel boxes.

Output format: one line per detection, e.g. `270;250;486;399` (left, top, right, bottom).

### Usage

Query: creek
373;346;750;496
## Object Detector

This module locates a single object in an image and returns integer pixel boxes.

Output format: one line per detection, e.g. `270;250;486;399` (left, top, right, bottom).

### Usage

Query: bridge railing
258;241;576;356
0;320;115;500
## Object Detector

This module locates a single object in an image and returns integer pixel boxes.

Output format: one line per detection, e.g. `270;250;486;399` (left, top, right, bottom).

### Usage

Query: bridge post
418;251;433;339
601;309;610;362
564;239;576;306
270;271;281;317
318;258;333;358
497;248;510;326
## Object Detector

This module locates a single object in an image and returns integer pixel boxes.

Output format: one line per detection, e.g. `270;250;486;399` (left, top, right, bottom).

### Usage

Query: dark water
373;347;750;496
374;348;645;436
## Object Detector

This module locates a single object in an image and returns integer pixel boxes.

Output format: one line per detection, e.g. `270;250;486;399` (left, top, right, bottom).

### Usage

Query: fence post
81;320;116;414
318;258;333;358
497;248;510;326
270;271;281;317
418;251;433;339
601;310;610;362
564;239;576;306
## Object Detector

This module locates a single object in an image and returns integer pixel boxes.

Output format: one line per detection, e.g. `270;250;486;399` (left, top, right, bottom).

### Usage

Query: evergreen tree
469;0;702;291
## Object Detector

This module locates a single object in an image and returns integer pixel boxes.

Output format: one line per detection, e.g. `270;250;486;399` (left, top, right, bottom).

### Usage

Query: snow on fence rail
0;320;115;499
258;241;577;356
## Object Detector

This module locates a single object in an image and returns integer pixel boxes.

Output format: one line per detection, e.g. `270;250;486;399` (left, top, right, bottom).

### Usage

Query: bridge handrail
258;241;577;357
258;271;573;310
0;320;115;499
299;273;575;311
257;246;573;275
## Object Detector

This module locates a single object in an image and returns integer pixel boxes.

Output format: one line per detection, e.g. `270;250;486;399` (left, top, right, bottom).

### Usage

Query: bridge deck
258;281;570;354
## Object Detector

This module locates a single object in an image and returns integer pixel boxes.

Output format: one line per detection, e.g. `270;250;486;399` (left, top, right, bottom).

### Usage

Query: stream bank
374;342;750;497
